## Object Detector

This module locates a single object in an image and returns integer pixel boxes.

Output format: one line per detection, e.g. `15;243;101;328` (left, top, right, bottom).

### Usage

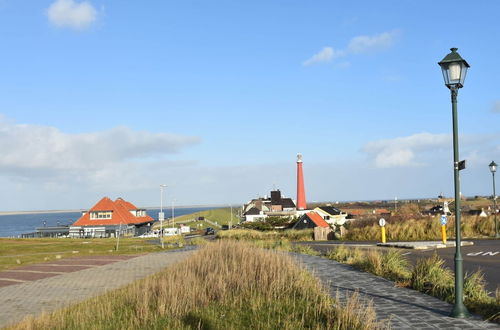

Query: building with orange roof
69;197;154;238
292;211;330;230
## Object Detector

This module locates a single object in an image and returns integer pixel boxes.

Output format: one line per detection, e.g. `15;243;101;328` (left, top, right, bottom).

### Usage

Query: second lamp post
489;161;498;238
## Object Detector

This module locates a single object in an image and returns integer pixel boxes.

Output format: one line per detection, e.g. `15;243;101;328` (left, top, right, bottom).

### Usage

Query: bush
410;253;454;302
216;229;313;241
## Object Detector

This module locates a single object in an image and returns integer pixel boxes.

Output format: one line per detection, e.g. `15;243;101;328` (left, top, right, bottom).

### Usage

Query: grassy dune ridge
167;207;238;226
346;215;497;241
11;240;384;330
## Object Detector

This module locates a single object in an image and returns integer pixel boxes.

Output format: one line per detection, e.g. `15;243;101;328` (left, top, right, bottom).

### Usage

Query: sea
0;207;214;238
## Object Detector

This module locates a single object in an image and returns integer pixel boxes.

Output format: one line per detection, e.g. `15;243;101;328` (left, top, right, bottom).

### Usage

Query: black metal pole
493;171;499;238
450;88;469;318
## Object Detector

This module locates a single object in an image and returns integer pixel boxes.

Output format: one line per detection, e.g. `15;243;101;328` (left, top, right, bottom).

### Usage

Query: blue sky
0;0;499;211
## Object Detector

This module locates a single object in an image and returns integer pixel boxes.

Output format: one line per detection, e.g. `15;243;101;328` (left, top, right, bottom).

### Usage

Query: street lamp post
172;199;176;229
489;161;498;238
438;47;470;318
160;184;167;249
229;204;233;229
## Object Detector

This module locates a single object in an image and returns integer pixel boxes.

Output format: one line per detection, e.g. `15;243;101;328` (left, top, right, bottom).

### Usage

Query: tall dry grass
12;240;383;330
217;228;314;241
346;215;497;241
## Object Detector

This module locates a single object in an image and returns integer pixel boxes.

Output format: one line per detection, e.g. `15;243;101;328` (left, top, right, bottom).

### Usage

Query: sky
0;0;499;211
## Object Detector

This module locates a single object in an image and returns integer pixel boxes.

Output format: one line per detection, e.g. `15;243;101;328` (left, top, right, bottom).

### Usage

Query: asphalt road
300;239;500;294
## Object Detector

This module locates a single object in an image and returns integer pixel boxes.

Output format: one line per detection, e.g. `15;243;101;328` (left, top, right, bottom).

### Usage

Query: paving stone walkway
0;248;195;328
293;254;500;329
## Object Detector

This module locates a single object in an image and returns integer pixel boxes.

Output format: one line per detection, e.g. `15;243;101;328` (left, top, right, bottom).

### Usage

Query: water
0;207;215;237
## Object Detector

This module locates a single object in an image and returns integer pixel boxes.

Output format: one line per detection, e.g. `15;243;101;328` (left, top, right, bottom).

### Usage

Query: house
292;212;330;230
69;197;154;238
242;190;297;222
314;205;348;226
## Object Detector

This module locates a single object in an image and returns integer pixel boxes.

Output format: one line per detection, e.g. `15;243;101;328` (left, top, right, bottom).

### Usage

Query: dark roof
244;207;261;216
281;198;296;208
318;206;341;215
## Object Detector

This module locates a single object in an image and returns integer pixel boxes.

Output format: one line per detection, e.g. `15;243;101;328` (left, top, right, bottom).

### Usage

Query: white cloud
0;117;200;175
492;101;500;113
362;132;450;168
46;0;97;30
347;30;400;54
303;47;344;66
303;30;400;66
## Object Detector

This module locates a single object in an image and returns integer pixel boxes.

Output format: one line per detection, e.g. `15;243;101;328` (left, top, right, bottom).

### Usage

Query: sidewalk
293;254;499;329
0;248;195;328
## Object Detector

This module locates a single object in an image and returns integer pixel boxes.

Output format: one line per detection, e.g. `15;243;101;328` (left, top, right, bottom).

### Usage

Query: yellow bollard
381;226;386;243
441;224;447;244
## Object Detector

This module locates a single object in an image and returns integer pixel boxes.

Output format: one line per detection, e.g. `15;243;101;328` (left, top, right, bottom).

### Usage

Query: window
90;211;113;220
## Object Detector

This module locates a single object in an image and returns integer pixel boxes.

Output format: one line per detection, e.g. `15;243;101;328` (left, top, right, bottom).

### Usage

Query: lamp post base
450;303;470;318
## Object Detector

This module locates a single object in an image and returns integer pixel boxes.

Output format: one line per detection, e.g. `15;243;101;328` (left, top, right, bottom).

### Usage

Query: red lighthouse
296;153;307;210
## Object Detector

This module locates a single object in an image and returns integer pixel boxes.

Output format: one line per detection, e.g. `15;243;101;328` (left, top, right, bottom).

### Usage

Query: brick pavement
0;248;194;328
293;254;500;329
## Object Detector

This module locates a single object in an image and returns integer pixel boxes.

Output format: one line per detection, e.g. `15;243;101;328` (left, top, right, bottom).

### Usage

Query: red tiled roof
346;210;365;215
72;197;153;227
306;212;330;228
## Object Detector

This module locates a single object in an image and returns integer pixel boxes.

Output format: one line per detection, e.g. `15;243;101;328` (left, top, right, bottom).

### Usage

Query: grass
0;236;184;271
326;245;500;322
10;240;385;330
166;207;238;227
346;215;498;241
216;228;314;241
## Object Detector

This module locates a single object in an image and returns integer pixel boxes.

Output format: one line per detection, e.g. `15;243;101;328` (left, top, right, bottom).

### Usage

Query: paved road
293;253;499;329
0;248;195;328
300;239;500;293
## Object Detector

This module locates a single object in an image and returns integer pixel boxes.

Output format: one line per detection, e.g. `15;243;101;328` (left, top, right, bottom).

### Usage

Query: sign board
379;218;386;227
458;160;466;171
158;212;165;221
440;215;447;225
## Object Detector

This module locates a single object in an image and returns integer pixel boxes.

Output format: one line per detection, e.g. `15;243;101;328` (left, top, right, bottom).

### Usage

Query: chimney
296;153;307;210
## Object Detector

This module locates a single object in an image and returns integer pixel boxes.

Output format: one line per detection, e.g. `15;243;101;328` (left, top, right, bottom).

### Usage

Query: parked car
205;227;215;235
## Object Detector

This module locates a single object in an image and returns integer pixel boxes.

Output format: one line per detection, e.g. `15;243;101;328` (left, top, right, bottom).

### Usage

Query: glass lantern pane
441;65;450;85
448;62;461;83
459;62;468;86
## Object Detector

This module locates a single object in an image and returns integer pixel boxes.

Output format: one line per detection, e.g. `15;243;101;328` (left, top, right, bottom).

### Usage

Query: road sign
379;218;386;227
158;212;165;221
440;215;448;225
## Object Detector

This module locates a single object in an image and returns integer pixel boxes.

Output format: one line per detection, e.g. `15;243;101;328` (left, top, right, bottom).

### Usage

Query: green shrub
410;253;454;302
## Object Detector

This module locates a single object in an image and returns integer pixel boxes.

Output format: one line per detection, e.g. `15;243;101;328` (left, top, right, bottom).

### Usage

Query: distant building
314;205;348;226
292;212;330;230
69;197;154;238
242;190;296;222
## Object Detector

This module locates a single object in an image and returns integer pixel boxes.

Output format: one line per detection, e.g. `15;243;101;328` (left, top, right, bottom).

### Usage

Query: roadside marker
440;215;448;244
379;218;386;243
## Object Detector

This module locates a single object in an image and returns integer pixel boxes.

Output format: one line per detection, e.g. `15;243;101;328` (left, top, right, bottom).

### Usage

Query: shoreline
0;205;225;217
